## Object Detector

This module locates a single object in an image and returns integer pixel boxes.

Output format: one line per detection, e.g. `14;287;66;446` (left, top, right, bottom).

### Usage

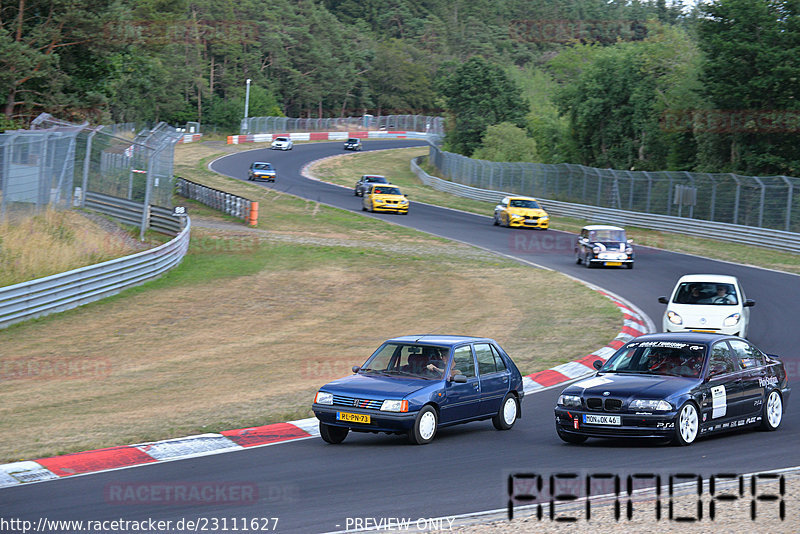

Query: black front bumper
554;407;677;440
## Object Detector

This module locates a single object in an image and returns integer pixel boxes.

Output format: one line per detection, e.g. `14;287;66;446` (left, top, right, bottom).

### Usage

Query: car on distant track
362;183;409;214
312;335;525;445
554;332;789;446
270;136;293;150
353;174;389;196
493;196;549;229
248;161;276;182
658;274;754;337
575;224;634;269
343;138;362;151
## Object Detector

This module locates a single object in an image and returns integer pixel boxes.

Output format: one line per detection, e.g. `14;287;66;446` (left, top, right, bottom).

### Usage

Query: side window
453;345;476;378
490;345;508;372
474;344;496;375
708;342;737;377
729;339;765;369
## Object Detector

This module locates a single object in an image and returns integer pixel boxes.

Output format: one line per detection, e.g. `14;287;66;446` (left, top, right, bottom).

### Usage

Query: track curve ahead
4;140;799;532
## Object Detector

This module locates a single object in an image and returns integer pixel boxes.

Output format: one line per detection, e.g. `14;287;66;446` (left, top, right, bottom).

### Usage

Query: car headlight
629;399;672;411
592;246;601;254
510;214;523;219
540;216;549;220
380;400;408;412
667;311;682;325
625;246;633;254
400;200;408;204
724;313;741;326
558;394;582;407
314;391;333;405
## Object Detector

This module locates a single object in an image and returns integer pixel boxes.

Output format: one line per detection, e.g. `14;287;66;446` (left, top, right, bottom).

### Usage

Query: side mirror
658;296;669;304
627;239;633;244
744;299;755;307
592;359;603;370
351;365;360;374
451;374;467;383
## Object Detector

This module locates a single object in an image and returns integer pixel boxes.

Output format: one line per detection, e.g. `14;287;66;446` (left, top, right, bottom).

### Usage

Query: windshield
601;341;705;378
373;186;401;195
588;229;626;242
252;163;272;170
275;137;288;142
366;176;388;183
347;138;359;143
509;199;540;209
361;343;450;379
673;282;738;305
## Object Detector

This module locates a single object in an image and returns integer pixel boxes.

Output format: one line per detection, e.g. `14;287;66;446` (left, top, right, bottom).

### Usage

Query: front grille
586;397;623;411
332;395;382;410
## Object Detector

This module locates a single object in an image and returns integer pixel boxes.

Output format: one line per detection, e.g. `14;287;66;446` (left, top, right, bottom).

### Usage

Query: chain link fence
241;114;444;136
428;145;800;233
1;114;182;232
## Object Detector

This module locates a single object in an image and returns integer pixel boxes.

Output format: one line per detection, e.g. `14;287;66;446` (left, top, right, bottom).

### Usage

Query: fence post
781;176;793;232
81;129;97;208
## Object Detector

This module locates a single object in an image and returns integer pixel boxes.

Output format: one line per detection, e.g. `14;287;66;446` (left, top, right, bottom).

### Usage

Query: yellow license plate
690;329;715;333
337;412;370;424
606;262;622;266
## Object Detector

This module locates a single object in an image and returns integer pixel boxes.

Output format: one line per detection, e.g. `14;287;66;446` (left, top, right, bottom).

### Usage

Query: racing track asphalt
3;140;799;533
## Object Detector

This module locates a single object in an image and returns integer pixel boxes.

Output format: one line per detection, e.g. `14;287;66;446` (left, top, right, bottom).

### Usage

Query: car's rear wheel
575;251;582;264
671;402;699;446
408;406;438;445
492;394;519;430
557;427;587;444
493;214;499;226
319;422;349;444
760;390;783;431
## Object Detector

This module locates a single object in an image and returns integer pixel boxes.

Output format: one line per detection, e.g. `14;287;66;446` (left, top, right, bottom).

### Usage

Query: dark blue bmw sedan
554;333;790;446
312;335;524;445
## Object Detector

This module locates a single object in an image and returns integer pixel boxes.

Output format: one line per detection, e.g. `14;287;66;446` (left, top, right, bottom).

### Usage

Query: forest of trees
1;0;798;176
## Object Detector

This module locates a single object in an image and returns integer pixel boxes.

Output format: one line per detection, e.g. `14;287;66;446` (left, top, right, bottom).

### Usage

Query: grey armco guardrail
411;157;799;253
85;191;183;235
0;218;191;329
175;177;252;220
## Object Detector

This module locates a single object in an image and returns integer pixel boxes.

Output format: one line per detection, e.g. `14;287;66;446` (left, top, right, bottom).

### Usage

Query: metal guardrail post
80;129;97;208
781;176;793;232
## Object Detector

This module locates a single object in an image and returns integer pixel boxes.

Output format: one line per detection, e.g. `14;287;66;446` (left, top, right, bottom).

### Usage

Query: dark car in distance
344;138;362;151
575;224;634;268
353;174;389;196
312;335;525;445
554;333;790;446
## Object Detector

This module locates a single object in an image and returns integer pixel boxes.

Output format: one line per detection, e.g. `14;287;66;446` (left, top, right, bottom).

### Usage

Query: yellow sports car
493;196;549;229
362;183;409;214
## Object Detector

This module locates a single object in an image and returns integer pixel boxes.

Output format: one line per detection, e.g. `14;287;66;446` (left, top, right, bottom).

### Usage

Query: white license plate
583;414;621;425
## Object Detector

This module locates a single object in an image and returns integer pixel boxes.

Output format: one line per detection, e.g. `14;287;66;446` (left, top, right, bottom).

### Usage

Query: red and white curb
521;290;650;393
0;294;648;489
227;130;432;144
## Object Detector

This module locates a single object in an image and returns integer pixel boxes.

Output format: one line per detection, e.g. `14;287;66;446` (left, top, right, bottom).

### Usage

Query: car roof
507;196;539;201
251;161;272;165
362;174;386;179
583;224;625;231
675;274;739;284
387;334;494;347
627;332;734;346
274;137;289;140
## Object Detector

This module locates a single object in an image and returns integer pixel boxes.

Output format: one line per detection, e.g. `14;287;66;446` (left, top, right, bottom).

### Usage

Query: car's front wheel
556;428;587;444
319;422;349;444
408;406;438;445
671;402;699;446
492;394;519;430
584;253;593;268
760;390;783;431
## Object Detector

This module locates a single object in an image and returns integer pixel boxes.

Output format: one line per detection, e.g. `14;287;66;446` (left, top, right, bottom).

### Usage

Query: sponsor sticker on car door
711;385;727;418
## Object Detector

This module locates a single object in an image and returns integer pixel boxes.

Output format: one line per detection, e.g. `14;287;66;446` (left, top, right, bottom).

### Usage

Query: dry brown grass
0;208;142;287
0;141;622;462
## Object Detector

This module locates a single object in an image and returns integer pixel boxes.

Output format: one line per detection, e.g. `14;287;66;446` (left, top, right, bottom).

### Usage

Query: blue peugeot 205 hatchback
312;335;525;445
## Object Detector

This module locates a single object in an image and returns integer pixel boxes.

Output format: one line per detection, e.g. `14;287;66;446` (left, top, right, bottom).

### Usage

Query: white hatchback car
658;274;755;338
271;136;293;150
